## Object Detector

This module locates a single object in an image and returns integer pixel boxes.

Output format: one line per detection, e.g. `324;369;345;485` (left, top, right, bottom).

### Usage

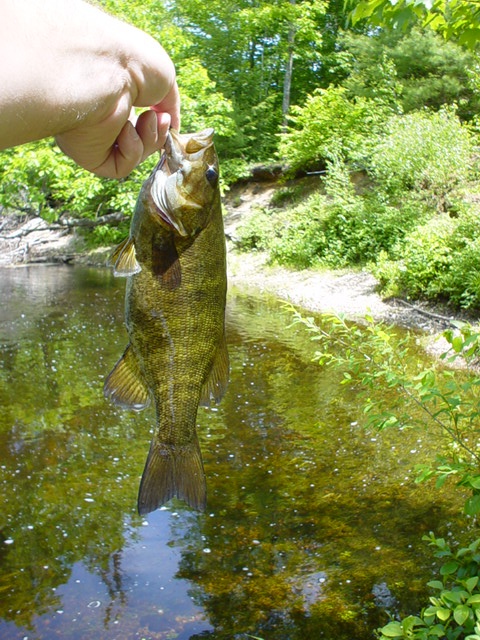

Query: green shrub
368;108;475;208
0;139;146;223
220;158;252;187
374;205;480;309
378;535;480;640
234;208;279;252
278;86;392;171
236;160;430;270
266;165;428;269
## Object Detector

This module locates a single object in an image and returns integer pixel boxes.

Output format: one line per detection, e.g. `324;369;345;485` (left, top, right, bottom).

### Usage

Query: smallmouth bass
105;128;229;515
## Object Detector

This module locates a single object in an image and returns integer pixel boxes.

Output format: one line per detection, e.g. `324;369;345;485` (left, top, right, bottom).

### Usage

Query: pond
0;265;472;640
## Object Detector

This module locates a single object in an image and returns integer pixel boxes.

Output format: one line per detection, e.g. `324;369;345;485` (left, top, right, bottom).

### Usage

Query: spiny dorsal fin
199;332;229;407
104;344;150;411
108;236;141;277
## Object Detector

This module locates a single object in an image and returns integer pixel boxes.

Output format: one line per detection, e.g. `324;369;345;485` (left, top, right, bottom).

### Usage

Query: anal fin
104;344;150;411
137;433;206;515
199;332;229;406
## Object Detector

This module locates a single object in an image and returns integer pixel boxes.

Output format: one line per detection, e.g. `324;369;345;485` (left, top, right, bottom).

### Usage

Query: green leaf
467;477;480;490
466;577;479;593
442;590;464;604
440;560;459;576
436;607;452;621
465;495;480;516
452;335;464;352
454;604;471;625
467;595;480;605
427;580;444;590
379;621;404;637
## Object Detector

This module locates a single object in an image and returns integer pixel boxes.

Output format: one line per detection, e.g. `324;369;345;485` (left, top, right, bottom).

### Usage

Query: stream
0;265;472;640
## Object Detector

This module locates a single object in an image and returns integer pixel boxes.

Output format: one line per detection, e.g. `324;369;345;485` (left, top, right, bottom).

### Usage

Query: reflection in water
0;266;471;639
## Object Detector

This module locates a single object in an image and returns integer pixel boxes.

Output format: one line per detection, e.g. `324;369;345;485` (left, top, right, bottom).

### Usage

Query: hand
56;78;181;179
0;0;181;179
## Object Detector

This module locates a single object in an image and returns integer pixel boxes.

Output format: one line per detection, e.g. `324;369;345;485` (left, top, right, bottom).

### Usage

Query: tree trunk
282;0;297;130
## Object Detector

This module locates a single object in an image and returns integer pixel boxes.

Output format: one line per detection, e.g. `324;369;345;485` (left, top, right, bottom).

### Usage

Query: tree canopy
346;0;480;48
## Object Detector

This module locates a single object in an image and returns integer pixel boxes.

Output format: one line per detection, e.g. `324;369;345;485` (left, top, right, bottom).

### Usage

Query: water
0;265;471;640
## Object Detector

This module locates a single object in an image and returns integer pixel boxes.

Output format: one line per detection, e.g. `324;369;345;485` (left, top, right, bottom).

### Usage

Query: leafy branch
290;308;480;510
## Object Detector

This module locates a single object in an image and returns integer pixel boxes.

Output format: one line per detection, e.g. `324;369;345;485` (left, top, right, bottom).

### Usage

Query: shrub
234;208;279;253
374;205;480;309
368;108;475;208
266;161;428;269
378;535;480;640
0;139;145;223
278;86;392;171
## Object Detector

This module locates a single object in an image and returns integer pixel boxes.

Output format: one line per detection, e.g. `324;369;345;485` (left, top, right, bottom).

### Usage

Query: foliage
340;28;480;121
169;0;328;159
291;311;480;514
279;86;392;171
236;161;429;269
0;140;146;223
219;158;252;187
374;204;480;310
292;309;480;639
176;58;236;142
378;534;480;639
346;0;480;49
368;108;475;208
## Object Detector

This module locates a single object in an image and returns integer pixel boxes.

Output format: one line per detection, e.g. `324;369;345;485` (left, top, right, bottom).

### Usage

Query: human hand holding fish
0;0;180;178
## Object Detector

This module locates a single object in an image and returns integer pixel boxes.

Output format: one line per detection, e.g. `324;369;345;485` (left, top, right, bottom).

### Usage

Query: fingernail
149;111;158;135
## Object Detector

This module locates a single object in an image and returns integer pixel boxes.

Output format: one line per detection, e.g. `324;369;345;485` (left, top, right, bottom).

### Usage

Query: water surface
0;266;470;639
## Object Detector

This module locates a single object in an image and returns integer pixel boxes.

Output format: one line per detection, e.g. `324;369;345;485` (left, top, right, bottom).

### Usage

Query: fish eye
205;166;218;187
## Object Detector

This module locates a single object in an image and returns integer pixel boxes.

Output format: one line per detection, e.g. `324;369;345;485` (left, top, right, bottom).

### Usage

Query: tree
346;0;480;48
168;0;326;158
339;28;480;121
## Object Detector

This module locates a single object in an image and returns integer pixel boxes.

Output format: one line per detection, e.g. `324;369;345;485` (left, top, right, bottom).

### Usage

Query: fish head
150;128;219;237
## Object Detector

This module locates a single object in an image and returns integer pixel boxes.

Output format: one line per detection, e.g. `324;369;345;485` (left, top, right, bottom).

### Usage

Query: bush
265;162;428;269
374;205;480;309
378;535;480;640
0;139;146;223
278;86;392;171
368;108;475;208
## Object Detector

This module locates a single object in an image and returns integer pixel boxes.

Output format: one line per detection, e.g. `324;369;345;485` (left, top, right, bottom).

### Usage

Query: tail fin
137;434;206;515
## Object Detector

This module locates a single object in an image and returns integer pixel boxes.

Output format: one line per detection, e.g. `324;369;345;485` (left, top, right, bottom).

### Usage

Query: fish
104;128;229;515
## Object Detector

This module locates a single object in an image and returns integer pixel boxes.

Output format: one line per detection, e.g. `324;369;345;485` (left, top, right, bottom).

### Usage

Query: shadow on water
0;265;472;640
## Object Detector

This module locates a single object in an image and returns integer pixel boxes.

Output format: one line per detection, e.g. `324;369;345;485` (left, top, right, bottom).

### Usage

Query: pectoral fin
199;333;229;406
152;236;181;290
104;344;150;410
108;236;141;277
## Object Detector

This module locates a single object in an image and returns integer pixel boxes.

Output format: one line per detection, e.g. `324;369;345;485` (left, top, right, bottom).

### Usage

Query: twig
392;298;456;326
